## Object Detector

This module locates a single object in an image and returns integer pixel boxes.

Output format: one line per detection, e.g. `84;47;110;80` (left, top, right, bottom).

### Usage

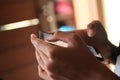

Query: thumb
47;31;85;47
87;20;107;37
47;31;73;43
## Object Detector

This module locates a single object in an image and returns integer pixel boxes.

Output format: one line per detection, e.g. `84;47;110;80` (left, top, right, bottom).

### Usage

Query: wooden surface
0;0;41;79
0;0;37;26
0;26;40;80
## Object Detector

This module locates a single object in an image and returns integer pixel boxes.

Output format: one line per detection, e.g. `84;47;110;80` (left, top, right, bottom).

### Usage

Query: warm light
73;0;92;29
0;18;39;31
73;0;99;29
103;0;120;46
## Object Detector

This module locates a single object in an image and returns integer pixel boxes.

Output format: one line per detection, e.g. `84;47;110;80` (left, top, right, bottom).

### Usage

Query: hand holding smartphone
36;31;68;47
36;31;104;61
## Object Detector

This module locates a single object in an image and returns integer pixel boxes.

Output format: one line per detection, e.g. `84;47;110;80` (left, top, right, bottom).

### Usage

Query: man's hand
30;20;119;80
31;31;100;80
75;20;118;63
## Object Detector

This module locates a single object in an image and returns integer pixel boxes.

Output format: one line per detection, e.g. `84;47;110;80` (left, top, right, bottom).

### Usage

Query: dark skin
31;20;119;80
76;21;118;64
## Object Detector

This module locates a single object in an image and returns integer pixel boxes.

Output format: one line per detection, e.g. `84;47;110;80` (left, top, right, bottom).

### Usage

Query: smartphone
87;45;104;61
36;31;68;47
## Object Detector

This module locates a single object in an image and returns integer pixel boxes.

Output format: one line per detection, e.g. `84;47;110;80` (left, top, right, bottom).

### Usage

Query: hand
31;31;101;80
31;21;119;80
76;21;108;48
75;20;118;63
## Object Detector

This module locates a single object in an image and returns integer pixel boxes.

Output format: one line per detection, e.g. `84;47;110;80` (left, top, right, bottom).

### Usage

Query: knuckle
45;57;57;71
54;31;61;37
45;62;53;72
70;33;79;40
35;39;41;45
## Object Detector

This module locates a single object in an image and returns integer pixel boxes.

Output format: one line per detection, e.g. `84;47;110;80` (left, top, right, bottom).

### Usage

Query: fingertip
30;33;38;44
31;33;37;38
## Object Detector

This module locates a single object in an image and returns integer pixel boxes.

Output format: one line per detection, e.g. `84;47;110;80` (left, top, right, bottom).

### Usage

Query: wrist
75;61;119;80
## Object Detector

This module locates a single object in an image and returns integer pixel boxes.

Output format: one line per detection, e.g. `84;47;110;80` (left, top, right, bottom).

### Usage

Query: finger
47;31;72;42
35;51;45;70
47;31;85;47
87;22;96;37
38;65;50;80
87;20;104;30
31;34;56;57
36;51;53;78
87;21;108;44
36;49;50;65
87;20;107;37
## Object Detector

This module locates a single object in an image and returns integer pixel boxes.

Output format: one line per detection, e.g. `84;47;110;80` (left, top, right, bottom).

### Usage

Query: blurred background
0;0;120;80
